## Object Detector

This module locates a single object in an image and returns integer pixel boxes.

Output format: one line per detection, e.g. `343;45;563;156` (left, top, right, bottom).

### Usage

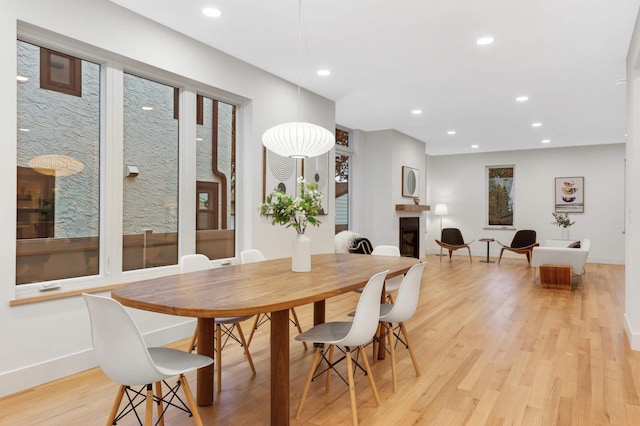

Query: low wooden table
540;264;572;289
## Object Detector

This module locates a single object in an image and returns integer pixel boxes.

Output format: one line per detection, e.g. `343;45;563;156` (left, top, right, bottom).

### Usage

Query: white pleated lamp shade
262;121;335;158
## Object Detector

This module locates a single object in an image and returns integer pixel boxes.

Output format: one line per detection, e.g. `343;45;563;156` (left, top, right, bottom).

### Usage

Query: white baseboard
625;313;640;351
0;320;196;398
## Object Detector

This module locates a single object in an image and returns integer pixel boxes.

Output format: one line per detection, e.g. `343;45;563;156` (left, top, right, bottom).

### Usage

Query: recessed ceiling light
317;69;331;76
16;76;29;83
202;7;222;18
541;139;551;144
447;130;456;135
141;106;154;111
471;144;479;149
531;122;542;127
516;96;529;102
411;109;423;115
18;128;30;132
476;36;494;46
196;137;203;141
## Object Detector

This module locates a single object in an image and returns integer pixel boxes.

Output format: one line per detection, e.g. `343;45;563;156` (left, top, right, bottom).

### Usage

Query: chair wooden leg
325;345;334;393
386;292;395;304
235;322;256;375
154;381;164;426
399;322;421;376
216;324;222;393
296;347;323;418
345;350;359;426
386;323;398;393
246;315;261;349
289;308;308;350
107;385;126;426
188;328;198;353
466;247;472;262
498;248;505;264
358;345;380;406
179;374;204;426
144;384;153;426
448;249;453;260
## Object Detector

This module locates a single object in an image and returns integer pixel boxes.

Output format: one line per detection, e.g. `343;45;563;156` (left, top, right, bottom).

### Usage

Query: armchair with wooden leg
497;229;539;265
435;228;474;262
180;254;256;395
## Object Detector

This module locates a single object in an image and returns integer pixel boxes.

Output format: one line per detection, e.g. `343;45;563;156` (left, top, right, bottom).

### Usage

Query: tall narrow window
195;95;236;260
16;40;101;285
335;128;350;233
122;74;179;270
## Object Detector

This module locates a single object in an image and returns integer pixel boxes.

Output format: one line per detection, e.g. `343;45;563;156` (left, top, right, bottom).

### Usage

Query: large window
16;40;100;285
195;96;236;259
335;128;351;233
15;34;242;290
122;74;179;271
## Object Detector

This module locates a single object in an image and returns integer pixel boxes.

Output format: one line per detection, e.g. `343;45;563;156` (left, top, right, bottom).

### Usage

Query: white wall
354;129;428;256
427;144;626;264
0;0;335;397
625;8;640;350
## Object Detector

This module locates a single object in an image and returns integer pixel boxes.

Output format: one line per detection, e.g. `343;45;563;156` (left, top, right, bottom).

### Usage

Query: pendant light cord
297;0;302;122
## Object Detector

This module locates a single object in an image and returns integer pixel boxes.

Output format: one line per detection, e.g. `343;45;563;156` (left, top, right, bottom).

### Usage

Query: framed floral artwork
302;152;329;215
555;177;584;213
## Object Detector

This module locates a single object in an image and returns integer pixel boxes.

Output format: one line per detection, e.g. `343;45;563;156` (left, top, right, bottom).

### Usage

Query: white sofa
531;239;591;276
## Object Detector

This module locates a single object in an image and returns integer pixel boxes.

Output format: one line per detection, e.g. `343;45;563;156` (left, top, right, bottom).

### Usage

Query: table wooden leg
271;310;290;425
313;300;325;325
196;317;215;406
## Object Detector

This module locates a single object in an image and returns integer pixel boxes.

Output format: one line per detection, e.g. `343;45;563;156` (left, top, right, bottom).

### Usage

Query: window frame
13;26;246;301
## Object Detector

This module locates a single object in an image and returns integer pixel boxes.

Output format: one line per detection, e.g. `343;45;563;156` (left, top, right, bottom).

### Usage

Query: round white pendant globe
262;122;335;158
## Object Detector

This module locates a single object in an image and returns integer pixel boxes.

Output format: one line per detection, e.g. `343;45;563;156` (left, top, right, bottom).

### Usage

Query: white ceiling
110;0;640;156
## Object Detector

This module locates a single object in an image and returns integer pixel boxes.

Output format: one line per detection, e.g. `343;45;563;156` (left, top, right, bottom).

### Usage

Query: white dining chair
354;245;404;303
82;293;213;426
180;254;256;394
240;249;307;350
294;270;388;426
374;262;427;392
371;245;404;302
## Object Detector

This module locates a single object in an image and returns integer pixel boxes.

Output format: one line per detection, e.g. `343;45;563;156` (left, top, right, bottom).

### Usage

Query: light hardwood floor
2;255;640;425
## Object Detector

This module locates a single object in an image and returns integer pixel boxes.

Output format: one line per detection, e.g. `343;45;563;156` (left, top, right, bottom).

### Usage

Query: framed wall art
302;152;329;215
486;165;515;226
263;148;298;201
402;166;419;198
555;176;584;213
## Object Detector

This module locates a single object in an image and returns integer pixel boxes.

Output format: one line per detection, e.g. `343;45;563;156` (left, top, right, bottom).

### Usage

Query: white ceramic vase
561;227;570;241
292;233;311;272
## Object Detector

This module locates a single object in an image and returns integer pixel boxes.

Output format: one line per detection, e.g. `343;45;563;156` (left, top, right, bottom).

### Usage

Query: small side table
479;238;495;263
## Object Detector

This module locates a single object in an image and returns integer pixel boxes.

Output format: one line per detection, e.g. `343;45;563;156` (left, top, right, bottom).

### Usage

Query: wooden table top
112;253;420;317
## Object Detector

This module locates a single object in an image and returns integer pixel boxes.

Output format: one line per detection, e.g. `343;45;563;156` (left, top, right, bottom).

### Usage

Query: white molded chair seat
375;262;426;393
180;254;256;395
240;249;307;350
83;293;213;425
295;270;388;426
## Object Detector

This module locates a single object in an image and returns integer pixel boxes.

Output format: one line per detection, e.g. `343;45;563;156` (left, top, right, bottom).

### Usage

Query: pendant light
261;0;335;159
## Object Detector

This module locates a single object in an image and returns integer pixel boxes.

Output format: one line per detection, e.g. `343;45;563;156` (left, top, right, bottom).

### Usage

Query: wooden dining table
111;252;419;425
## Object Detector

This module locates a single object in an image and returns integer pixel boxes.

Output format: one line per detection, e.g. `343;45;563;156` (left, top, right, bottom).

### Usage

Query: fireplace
399;217;419;258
